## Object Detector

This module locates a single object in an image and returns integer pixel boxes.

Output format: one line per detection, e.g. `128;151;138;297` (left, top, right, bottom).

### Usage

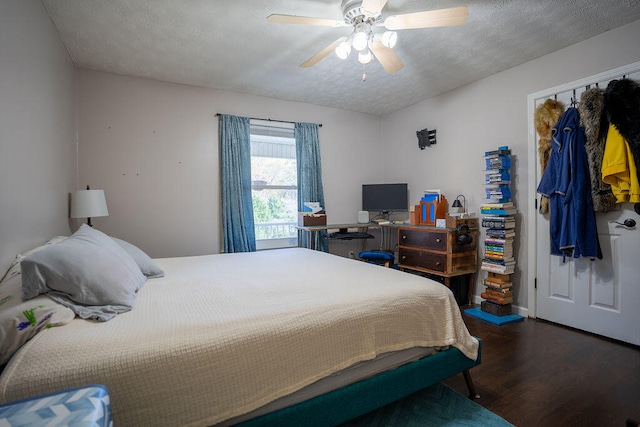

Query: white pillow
111;237;164;278
0;236;67;284
0;273;75;365
21;225;146;322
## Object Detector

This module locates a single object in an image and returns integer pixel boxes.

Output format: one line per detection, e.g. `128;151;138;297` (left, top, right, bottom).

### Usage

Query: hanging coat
537;108;602;259
601;123;640;203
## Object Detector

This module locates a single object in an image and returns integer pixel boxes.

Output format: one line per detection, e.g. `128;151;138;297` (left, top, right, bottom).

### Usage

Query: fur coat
604;78;640;186
534;99;565;213
578;88;617;213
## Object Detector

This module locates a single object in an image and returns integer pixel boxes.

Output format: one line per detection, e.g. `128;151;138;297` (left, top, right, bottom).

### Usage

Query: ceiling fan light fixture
335;41;352;59
352;30;369;51
351;23;371;51
381;31;397;48
358;49;373;64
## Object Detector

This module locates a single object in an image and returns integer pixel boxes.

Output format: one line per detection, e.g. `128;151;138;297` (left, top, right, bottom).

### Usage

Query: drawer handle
435;238;441;243
402;235;407;240
401;256;406;260
435;261;441;266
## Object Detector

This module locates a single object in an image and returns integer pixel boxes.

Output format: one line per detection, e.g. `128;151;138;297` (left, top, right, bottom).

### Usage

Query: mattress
0;248;478;426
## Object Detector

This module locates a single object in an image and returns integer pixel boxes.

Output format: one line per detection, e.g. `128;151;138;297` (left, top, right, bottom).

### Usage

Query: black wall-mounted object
417;128;437;149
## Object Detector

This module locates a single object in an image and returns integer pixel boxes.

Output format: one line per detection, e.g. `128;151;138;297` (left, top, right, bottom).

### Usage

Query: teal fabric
220;114;256;253
237;341;482;427
343;382;514;427
295;122;327;252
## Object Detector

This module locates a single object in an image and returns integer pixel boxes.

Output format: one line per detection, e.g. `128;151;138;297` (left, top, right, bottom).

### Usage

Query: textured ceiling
42;0;640;116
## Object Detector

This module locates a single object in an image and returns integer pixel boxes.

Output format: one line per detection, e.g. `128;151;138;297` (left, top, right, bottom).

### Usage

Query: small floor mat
464;307;525;326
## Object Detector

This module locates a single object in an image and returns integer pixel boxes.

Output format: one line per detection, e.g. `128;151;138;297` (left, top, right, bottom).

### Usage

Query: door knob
609;218;636;228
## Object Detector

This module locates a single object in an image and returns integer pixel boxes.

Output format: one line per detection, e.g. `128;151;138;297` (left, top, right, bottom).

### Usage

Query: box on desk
445;215;479;229
298;212;327;226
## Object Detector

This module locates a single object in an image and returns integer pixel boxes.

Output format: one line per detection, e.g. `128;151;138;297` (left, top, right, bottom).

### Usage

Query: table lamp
70;185;109;227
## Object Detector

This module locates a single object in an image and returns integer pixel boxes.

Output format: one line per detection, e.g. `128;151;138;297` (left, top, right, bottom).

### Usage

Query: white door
536;206;640;345
530;64;640;346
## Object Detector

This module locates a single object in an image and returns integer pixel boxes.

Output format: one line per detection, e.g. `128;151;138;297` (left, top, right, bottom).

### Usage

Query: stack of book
481;146;516;316
480;273;514;315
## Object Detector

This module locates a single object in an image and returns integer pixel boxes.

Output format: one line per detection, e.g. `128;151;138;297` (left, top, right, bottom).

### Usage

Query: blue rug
341;382;513;426
464;307;525;326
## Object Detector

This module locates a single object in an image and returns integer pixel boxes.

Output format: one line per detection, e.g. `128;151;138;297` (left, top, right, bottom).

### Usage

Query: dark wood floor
443;307;640;427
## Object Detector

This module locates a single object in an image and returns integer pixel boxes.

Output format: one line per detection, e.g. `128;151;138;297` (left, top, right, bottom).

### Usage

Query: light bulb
335;41;351;60
358;49;372;64
352;31;369;51
381;31;397;48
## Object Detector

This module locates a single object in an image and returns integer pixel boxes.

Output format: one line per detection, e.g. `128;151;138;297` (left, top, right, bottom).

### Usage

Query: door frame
526;60;640;319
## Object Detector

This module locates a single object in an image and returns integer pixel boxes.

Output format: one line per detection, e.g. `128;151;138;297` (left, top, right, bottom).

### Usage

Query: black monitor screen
362;183;408;213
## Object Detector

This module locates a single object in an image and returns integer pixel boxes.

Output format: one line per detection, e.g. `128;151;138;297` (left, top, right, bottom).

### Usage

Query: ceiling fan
267;0;468;74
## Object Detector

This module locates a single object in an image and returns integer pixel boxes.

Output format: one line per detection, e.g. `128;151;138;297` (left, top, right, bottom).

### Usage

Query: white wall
382;19;640;310
0;1;77;274
76;70;383;257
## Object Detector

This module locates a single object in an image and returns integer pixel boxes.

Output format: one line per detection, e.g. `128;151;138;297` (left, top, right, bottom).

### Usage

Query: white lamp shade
358;49;373;64
335;41;352;59
70;190;109;219
352;31;369;51
381;31;397;48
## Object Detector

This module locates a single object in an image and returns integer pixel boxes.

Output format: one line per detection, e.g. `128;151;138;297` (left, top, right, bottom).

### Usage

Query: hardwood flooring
443;307;640;427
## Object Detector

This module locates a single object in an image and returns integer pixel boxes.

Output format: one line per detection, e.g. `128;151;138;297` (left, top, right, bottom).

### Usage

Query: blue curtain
295;122;328;252
219;114;256;253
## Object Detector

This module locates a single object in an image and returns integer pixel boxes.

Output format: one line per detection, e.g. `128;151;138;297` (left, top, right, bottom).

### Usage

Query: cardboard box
298;213;327;226
445;215;479;229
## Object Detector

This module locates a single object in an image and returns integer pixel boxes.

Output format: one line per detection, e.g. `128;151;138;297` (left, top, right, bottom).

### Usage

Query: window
250;120;297;250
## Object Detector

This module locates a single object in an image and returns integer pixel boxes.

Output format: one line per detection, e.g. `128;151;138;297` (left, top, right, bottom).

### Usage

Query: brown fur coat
534;99;565;213
578;88;616;213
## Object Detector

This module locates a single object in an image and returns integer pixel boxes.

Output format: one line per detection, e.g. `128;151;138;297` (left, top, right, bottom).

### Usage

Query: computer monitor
362;183;408;214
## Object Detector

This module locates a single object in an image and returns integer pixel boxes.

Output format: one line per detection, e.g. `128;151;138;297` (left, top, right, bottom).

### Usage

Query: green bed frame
236;339;482;427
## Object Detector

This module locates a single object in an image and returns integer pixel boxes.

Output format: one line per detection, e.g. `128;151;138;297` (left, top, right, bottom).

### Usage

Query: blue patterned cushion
0;384;112;427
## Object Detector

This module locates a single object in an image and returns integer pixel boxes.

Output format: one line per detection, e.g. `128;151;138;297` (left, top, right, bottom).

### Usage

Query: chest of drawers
397;225;477;303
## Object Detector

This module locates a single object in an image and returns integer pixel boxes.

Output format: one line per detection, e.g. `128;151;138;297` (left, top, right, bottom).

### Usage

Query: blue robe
537;108;602;259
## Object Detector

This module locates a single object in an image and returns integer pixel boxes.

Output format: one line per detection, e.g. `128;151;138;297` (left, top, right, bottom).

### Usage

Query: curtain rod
215;113;322;127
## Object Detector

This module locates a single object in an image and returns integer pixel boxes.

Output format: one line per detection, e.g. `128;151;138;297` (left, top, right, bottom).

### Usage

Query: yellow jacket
602;124;640;203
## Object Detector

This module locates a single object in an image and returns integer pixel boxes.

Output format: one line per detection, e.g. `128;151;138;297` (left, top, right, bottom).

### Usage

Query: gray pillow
111;237;164;278
20;224;146;321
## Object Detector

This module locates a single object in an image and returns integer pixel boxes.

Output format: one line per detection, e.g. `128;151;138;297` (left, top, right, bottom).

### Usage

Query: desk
296;223;376;251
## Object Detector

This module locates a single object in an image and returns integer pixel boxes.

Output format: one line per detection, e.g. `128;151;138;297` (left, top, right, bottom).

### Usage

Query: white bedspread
0;248;478;426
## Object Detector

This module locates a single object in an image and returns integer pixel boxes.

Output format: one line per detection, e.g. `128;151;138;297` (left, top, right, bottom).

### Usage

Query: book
481;292;514;305
485;237;514;244
480;202;515;209
484;147;511;156
485;286;513;297
481;266;515;275
484;288;513;299
481;293;513;305
482;220;516;229
486;230;516;238
480;208;517;215
482;278;513;288
487;272;511;282
484;284;513;293
481;263;515;274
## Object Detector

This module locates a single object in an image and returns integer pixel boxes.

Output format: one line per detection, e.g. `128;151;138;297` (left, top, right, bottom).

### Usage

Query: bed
0;228;480;426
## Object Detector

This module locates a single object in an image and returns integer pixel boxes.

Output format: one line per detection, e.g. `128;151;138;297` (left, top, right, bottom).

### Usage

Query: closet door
536;205;640;345
531;66;640;346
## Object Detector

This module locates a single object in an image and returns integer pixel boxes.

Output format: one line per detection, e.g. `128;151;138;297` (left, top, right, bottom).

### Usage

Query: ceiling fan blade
267;14;345;28
383;6;468;30
300;37;348;68
361;0;388;15
370;41;404;74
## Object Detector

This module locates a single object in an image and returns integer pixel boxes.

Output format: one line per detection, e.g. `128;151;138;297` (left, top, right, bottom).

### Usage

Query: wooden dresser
396;224;478;304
